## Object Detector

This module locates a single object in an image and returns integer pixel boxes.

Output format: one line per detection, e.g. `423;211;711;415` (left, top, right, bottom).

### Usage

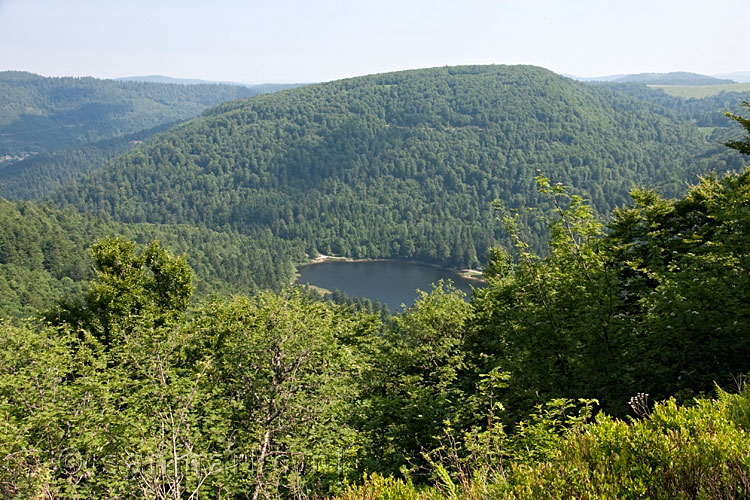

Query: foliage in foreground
0;239;368;498
1;162;749;497
469;165;750;420
335;389;750;499
3;166;749;498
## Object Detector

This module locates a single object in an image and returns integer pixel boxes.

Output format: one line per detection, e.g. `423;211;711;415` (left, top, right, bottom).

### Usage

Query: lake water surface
295;260;482;310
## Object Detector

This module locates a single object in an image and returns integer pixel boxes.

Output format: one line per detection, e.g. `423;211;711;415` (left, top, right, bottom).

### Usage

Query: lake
295;260;483;311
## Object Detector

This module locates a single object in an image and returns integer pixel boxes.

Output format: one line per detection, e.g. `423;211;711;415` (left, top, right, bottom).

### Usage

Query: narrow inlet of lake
295;260;483;311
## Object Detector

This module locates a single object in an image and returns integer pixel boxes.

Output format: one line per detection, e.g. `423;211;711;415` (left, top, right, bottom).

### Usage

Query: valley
1;62;749;498
0;71;298;199
48;66;747;281
2;64;748;316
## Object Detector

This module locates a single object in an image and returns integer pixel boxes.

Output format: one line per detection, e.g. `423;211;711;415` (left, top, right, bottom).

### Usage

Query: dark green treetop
725;101;750;155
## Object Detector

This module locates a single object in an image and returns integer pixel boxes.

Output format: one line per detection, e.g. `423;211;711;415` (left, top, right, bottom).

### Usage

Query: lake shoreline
299;254;486;284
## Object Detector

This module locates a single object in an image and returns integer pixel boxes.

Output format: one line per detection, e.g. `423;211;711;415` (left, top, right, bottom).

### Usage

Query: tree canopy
1;65;750;498
51;65;745;278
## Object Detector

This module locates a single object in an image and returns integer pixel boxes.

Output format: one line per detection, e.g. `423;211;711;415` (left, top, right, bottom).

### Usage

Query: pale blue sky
0;0;746;83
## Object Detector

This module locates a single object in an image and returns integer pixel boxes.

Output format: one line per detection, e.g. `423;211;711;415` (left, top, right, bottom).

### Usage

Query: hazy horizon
4;67;749;87
1;0;747;85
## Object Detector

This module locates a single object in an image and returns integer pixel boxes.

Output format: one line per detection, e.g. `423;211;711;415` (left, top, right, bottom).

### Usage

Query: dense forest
0;71;297;155
592;80;750;128
2;156;749;497
1;64;750;497
0;197;306;319
0;123;177;200
0;72;299;199
52;65;745;275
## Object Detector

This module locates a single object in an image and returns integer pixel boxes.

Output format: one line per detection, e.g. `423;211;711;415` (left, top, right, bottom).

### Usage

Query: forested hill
591;81;750;129
0;123;178;200
53;65;745;270
608;71;733;85
0;71;283;155
577;71;733;85
0;197;302;318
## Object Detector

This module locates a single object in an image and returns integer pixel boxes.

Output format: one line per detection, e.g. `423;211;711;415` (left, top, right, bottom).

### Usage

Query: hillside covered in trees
2;158;749;497
0;197;304;319
591;80;750;130
0;124;175;200
0;71;296;155
52;65;745;274
1;61;749;496
0;72;298;199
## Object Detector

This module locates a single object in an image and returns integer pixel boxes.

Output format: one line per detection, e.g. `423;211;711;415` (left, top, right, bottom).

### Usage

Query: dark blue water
295;260;482;310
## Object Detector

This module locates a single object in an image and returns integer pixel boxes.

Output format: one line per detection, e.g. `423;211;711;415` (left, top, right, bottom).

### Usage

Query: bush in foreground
334;388;750;499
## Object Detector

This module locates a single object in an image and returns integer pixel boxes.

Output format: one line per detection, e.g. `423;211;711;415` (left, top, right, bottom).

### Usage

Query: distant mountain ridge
571;71;735;85
0;71;269;155
116;74;307;92
117;75;242;85
0;71;307;198
713;71;750;83
616;72;733;85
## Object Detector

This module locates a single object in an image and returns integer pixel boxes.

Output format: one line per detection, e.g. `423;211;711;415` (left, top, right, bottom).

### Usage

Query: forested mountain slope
0;71;280;155
0;123;178;200
0;72;303;199
593;81;750;129
0;198;301;318
54;65;745;270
